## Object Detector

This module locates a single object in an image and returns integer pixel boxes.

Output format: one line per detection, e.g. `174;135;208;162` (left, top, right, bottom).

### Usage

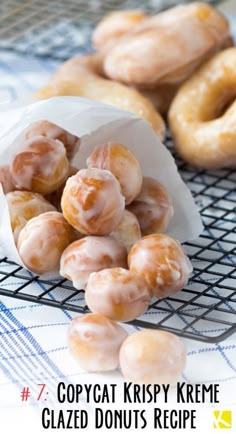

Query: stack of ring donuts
35;53;165;140
1;119;192;383
35;2;236;169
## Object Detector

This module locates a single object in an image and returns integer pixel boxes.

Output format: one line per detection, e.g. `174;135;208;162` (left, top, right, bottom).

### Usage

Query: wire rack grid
0;0;223;59
0;134;235;344
0;0;235;344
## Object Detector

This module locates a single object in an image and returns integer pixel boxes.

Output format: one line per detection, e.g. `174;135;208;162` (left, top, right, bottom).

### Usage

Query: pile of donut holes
0;119;191;383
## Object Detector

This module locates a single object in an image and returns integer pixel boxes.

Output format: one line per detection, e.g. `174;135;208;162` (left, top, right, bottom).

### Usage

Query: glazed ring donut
168;47;236;169
92;10;148;51
34;54;165;140
103;3;232;88
137;83;179;115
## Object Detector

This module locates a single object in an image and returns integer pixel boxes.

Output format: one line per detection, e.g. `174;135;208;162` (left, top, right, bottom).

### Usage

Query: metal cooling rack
0;135;235;344
0;0;223;60
0;0;235;344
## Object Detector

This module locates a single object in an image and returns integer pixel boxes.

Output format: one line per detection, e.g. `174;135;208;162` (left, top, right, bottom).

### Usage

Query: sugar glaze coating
87;142;142;205
127;176;174;235
67;313;128;371
24;119;80;160
85;267;151;322
128;234;192;298
110;209;141;252
60;236;127;289
17;211;77;274
6;190;56;243
119;329;186;384
11;136;69;195
61;168;125;235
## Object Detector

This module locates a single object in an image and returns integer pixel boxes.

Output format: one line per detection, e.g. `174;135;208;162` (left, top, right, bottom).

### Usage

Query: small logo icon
213;411;232;429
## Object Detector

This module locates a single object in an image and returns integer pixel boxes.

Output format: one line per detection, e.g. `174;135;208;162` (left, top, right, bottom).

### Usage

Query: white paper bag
0;96;203;275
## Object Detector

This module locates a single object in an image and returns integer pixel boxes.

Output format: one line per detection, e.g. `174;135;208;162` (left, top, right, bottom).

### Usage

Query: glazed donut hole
17;211;77;274
45;165;78;211
67;313;128;372
61;167;125;235
119;329;186;384
110;209;141;252
86;142;142;205
6;190;56;243
128;234;193;299
127;176;174;236
85;267;151;322
60;236;127;289
0;165;15;194
24;119;80;160
10;136;70;195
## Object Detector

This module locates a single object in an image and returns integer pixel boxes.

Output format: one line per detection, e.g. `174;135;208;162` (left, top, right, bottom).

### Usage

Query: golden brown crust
168;47;236;169
128;234;192;299
86;142;143;205
6;191;56;243
119;329;186;384
24;120;80;160
136;83;179;115
61;168;125;235
10;136;69;195
67;313;128;371
127;176;173;235
0;165;15;194
85;267;151;322
103;3;232;87
60;236;127;289
17;211;77;274
92;10;148;50
34;54;165;140
110;209;141;252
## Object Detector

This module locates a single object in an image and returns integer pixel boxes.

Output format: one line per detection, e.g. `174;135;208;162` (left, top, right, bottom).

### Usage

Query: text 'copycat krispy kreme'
41;381;220;430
